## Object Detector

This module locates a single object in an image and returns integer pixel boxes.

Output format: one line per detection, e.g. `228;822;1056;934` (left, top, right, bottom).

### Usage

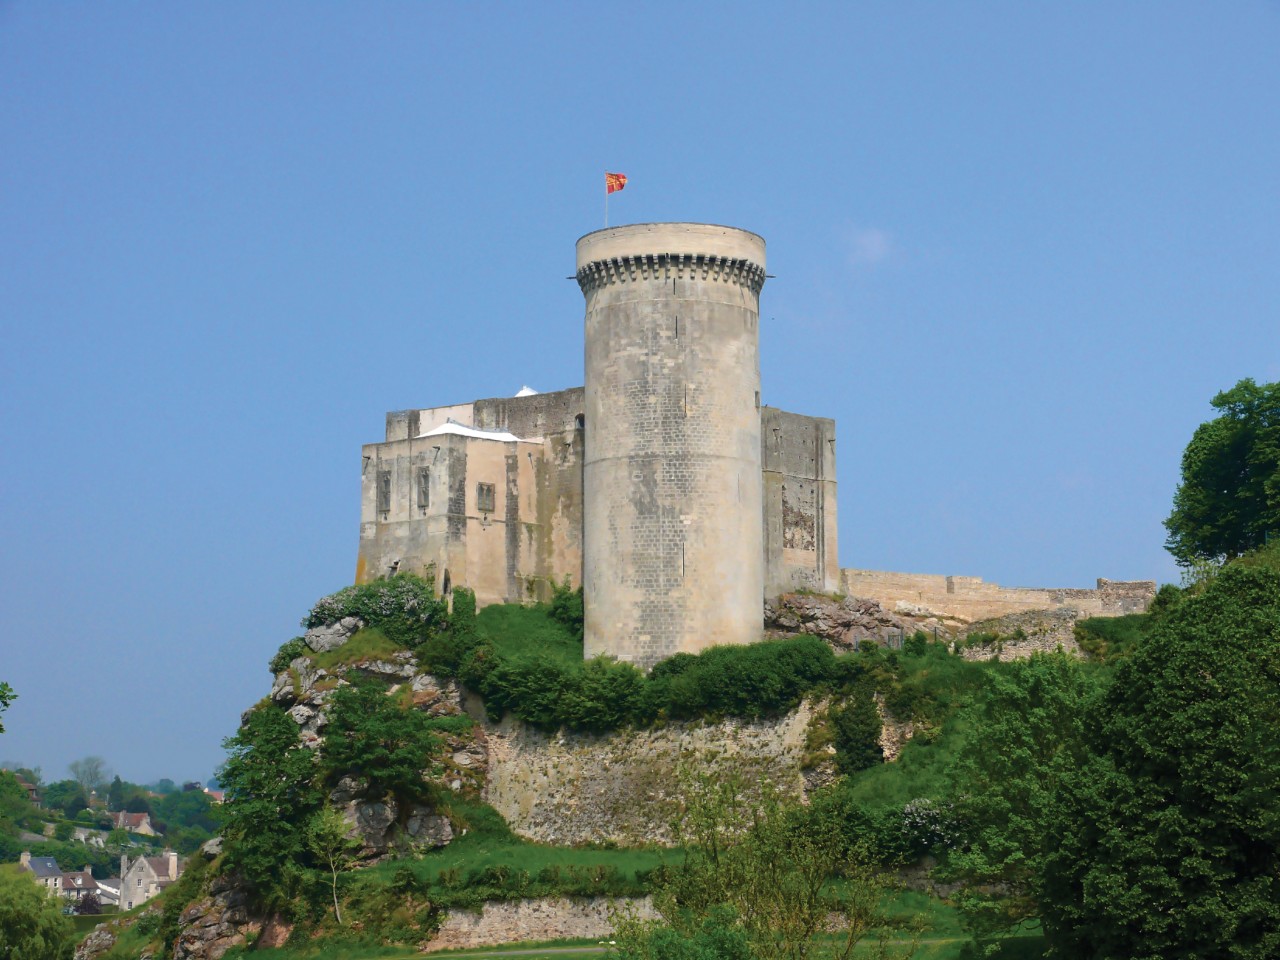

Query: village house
110;810;158;836
119;850;183;910
60;867;100;905
18;851;62;896
11;772;40;807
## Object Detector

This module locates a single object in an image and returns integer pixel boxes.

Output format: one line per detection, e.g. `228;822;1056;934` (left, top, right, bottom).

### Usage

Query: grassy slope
475;604;583;663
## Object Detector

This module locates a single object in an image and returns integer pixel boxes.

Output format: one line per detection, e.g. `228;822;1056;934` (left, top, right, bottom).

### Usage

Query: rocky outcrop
73;924;118;960
424;896;658;952
173;873;258;960
765;593;954;650
303;616;364;653
328;776;454;863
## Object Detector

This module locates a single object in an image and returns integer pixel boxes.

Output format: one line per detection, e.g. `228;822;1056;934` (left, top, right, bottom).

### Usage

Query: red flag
605;172;627;194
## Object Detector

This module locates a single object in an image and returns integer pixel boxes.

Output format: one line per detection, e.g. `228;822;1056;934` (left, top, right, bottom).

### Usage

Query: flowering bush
901;797;962;855
303;574;448;646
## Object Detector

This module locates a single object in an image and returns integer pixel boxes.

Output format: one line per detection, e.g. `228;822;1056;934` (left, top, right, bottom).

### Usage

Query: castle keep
357;222;1151;668
358;223;837;667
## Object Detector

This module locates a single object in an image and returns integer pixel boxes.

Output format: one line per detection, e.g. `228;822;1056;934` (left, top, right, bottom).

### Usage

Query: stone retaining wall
424;896;656;952
483;706;816;845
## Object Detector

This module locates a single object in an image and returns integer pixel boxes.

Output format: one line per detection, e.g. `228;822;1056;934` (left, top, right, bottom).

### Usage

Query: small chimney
19;850;30;868
167;849;178;879
120;854;128;876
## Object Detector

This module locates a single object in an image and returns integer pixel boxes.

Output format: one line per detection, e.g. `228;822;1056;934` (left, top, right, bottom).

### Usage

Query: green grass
312;627;406;671
476;604;583;663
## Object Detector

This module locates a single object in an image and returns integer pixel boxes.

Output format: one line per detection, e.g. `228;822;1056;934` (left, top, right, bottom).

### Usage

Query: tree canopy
0;681;13;734
0;869;74;960
218;703;322;909
1040;560;1280;959
1165;377;1280;565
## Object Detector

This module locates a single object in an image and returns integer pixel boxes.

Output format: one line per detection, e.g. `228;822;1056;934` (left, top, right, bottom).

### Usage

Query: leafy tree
0;681;14;734
218;703;321;910
616;773;905;960
306;806;361;925
124;793;154;816
1165;378;1280;565
321;676;438;806
74;892;102;916
1041;561;1280;959
944;653;1102;950
154;788;218;834
151;777;178;794
106;775;125;811
0;868;73;960
68;755;111;795
42;780;89;819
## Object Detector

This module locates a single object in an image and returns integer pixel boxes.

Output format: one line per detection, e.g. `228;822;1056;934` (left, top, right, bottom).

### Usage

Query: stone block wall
482;705;817;846
840;569;1156;623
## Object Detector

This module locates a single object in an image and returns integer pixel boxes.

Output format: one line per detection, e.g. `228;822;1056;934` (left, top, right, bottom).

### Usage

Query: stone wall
840;569;1155;623
483;704;817;846
762;407;838;597
424;896;656;952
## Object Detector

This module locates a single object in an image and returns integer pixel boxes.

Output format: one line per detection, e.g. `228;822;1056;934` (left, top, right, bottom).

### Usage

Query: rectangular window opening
476;482;496;514
416;467;430;511
376;470;392;516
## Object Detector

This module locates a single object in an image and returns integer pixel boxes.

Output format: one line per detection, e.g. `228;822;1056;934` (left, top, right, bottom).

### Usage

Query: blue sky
2;3;1277;783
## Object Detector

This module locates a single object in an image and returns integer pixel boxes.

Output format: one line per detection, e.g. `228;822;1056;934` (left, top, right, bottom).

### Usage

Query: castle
357;223;1152;669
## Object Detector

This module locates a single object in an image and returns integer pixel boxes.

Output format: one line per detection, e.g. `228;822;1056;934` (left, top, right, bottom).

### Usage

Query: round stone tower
576;223;767;669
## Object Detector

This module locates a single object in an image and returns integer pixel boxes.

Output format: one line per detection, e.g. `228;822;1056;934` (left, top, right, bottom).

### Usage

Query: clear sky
2;3;1277;784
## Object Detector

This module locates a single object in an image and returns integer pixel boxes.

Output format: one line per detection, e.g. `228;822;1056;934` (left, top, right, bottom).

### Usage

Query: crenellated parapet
575;252;766;294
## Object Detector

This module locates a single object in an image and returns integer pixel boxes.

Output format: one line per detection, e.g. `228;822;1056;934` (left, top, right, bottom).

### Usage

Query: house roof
22;856;61;878
417;419;536;444
144;856;181;880
113;812;150;829
61;871;98;892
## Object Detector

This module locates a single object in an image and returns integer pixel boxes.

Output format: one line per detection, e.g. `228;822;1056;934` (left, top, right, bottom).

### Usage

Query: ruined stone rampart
840;569;1155;623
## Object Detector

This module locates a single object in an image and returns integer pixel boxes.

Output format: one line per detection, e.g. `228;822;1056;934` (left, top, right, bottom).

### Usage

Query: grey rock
73;925;116;960
303;616;364;654
200;836;223;859
405;808;453;848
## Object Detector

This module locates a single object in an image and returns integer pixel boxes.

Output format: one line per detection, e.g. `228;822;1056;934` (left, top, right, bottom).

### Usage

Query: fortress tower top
576;222;766;279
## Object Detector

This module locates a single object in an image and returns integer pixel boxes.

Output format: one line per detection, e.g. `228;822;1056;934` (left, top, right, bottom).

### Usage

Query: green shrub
647;634;836;721
416;588;480;675
830;693;884;773
270;637;309;675
548;578;584;642
303;574;448;646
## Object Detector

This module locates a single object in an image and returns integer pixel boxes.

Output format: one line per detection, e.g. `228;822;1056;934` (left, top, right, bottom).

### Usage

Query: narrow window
376;470;391;516
476;482;496;514
416;467;430;511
